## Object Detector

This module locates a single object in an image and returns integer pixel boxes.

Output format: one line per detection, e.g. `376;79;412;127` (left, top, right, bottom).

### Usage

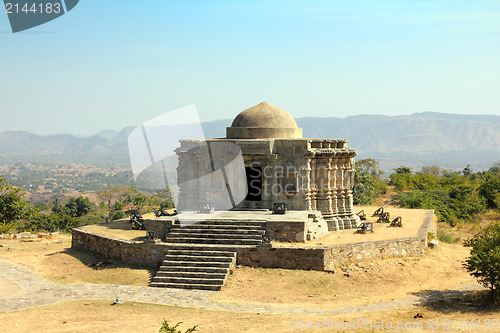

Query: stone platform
72;208;436;289
147;210;329;243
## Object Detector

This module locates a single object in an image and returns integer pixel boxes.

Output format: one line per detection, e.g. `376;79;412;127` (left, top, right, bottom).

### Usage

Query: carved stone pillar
303;159;312;211
310;157;317;211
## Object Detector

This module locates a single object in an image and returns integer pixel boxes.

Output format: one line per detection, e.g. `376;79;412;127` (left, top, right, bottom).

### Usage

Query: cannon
356;210;367;221
356;222;374;234
130;212;145;230
273;203;286;215
154;209;172;217
377;211;390;223
390;216;403;228
373;207;384;216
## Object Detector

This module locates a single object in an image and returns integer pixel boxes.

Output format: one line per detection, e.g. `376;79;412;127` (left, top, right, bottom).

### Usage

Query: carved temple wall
176;138;360;230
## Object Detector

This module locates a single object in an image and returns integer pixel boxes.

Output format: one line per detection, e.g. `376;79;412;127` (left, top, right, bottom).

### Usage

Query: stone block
429;240;439;249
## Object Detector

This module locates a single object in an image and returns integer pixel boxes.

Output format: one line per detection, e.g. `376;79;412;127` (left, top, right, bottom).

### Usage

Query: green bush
464;222;500;300
394;186;486;226
23;212;79;233
111;210;127;220
159;320;197;333
479;178;500;208
0;176;33;233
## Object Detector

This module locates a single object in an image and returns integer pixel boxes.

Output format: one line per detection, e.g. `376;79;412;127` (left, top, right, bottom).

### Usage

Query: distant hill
0;131;129;166
0;112;499;173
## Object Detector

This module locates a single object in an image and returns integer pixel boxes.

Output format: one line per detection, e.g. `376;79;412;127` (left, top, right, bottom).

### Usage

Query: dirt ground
0;297;498;333
84;220;149;241
1;209;499;333
209;242;475;308
0;233;479;309
0;235;153;286
276;205;430;247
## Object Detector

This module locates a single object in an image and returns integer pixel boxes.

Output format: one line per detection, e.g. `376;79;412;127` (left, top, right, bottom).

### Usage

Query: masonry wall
72;210;436;271
71;227;169;267
237;210;436;270
237;244;325;270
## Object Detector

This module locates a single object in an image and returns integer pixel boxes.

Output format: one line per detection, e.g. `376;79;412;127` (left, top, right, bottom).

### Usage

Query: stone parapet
71;227;169;267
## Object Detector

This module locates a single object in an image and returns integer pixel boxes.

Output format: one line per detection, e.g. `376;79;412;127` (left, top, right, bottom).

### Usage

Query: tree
0;177;32;233
64;196;95;217
394;166;412;174
462;164;473;177
463;222;500;300
488;161;500;176
97;185;134;209
449;185;486;220
421;165;443;176
150;189;175;209
132;193;149;207
479;178;500;209
356;158;383;179
51;198;64;214
389;166;415;190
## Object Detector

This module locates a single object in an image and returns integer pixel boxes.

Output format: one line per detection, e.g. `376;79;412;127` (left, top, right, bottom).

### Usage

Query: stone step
177;220;265;227
158;266;229;274
169;227;265;235
152;276;225;285
150;282;222;291
165;237;262;245
173;224;265;231
162;243;248;251
164;255;233;263
167;249;236;257
154;271;227;279
167;232;262;240
162;260;232;268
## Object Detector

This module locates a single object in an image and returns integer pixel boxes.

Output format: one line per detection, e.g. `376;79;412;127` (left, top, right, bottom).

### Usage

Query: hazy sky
1;0;499;135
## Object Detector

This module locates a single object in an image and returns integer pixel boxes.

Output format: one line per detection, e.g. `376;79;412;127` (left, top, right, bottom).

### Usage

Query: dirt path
0;260;484;315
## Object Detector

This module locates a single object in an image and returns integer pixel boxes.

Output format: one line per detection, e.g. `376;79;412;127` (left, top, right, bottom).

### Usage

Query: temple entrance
245;166;262;201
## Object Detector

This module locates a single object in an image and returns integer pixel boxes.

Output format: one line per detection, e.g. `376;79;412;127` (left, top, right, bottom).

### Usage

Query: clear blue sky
1;0;499;135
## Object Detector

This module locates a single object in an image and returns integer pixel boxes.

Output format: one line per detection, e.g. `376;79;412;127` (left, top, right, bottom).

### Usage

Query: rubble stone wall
238;210;435;270
71;227;168;267
72;210;436;271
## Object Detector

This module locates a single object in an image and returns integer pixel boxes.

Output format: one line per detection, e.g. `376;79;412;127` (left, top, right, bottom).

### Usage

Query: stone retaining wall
238;210;436;270
72;210;436;271
71;227;168;267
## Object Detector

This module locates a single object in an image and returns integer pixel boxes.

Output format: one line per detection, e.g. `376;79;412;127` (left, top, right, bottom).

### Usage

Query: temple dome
226;102;303;139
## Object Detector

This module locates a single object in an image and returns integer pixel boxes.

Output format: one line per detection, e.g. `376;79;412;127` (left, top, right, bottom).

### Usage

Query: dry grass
0;296;498;333
275;205;430;247
83;220;148;241
0;235;153;286
210;242;474;308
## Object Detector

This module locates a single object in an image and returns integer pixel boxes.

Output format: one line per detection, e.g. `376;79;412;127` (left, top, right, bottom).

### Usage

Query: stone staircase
150;219;266;291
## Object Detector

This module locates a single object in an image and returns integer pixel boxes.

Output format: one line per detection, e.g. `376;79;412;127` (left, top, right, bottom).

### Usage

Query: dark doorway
245;166;262;201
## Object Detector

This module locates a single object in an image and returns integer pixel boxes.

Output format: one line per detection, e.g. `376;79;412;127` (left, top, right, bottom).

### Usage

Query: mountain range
0;112;498;174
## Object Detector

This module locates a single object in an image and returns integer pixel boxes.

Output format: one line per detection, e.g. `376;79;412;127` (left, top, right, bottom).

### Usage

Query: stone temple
72;102;435;291
175;101;360;231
